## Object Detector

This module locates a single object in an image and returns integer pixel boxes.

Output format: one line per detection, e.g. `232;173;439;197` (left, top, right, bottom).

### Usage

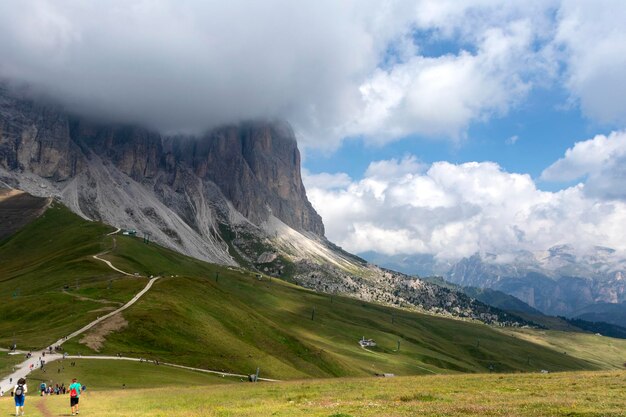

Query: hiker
68;378;81;416
13;377;27;416
39;382;46;396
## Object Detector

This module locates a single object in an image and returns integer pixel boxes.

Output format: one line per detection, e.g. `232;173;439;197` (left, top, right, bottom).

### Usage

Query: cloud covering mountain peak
1;1;625;149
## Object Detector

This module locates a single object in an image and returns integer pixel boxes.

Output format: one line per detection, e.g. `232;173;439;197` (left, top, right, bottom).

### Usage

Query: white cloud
506;135;519;145
0;0;565;149
556;1;626;125
541;130;626;200
301;170;353;190
364;155;426;180
1;1;625;148
345;20;539;140
306;142;626;260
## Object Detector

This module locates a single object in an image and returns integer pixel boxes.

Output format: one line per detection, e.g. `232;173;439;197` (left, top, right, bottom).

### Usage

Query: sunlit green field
2;370;623;417
504;327;626;369
26;359;240;391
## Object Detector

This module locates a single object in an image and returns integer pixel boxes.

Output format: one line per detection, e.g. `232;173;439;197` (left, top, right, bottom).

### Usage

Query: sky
1;0;626;262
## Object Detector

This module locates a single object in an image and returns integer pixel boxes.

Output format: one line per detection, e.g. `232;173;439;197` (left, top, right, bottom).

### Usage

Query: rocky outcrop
0;89;81;181
0;86;323;263
69;118;323;237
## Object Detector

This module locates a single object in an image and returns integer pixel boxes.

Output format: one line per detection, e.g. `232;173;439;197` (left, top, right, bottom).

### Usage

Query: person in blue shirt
68;378;81;416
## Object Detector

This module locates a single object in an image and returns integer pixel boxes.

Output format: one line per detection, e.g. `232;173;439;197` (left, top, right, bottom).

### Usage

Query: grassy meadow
1;370;623;417
0;353;24;377
61;262;599;379
505;328;626;369
0;204;145;349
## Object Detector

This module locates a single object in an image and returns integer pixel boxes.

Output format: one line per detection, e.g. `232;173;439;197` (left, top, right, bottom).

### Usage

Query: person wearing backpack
13;377;27;416
68;378;81;416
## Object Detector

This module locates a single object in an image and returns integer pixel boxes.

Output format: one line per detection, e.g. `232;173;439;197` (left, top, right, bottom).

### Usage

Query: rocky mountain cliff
0;85;530;326
0;86;322;263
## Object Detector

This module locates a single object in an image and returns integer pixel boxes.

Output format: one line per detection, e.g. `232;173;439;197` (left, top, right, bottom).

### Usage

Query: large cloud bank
306;131;626;260
1;1;625;147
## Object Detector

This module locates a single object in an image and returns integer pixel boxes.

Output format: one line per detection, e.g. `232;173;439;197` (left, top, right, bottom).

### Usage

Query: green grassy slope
504;328;626;369
27;359;239;391
0;203;145;348
0;352;24;376
0;203;621;381
64;237;599;379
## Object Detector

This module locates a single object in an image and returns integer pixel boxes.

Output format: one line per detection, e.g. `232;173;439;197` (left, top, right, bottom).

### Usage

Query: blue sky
304;83;606;191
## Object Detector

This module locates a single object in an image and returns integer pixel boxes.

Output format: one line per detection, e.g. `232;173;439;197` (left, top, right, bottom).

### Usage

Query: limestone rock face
65;119;324;237
0;86;323;263
0;90;81;181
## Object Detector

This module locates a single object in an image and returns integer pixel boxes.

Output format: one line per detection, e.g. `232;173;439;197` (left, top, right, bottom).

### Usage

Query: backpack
15;385;24;396
70;387;78;398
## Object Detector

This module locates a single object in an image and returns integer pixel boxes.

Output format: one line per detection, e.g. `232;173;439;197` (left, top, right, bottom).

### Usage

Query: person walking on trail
69;378;82;416
13;377;27;416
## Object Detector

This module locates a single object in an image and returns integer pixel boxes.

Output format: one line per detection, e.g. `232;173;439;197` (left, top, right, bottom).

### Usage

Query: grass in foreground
2;370;622;417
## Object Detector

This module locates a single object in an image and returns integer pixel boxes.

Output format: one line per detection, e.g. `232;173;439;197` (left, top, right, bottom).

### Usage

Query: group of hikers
39;381;75;395
3;377;83;416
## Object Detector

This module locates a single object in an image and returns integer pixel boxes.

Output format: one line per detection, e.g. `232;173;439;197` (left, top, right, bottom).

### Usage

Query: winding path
92;227;134;276
0;228;161;392
92;254;135;276
1;227;278;392
51;276;160;348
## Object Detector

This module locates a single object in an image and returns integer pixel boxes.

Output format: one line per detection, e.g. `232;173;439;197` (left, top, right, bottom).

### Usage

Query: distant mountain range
361;246;626;328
